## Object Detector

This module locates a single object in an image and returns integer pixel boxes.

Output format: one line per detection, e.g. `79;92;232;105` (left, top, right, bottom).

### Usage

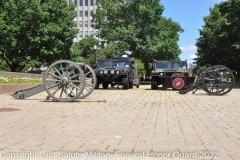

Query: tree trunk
10;63;19;72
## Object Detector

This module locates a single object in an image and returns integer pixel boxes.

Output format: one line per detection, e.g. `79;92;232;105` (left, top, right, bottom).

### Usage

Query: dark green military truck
94;56;139;89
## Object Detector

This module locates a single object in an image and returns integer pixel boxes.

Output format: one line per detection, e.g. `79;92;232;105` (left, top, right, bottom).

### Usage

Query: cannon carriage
12;60;97;102
178;65;235;95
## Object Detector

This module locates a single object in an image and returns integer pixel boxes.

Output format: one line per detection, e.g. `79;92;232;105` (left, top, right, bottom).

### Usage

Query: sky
160;0;225;64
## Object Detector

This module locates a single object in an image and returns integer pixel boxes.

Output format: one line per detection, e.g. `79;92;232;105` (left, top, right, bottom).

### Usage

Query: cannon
178;65;235;95
12;60;97;102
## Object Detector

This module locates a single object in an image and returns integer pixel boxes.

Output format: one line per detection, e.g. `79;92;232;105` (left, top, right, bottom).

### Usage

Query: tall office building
68;0;99;43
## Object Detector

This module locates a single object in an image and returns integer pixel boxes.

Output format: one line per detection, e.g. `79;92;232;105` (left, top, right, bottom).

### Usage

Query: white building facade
68;0;99;43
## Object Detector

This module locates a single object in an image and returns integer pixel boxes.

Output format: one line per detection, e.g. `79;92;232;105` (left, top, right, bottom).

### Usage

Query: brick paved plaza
0;84;239;160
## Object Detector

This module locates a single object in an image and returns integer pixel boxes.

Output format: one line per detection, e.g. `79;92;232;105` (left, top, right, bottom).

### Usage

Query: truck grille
162;70;180;77
105;75;114;81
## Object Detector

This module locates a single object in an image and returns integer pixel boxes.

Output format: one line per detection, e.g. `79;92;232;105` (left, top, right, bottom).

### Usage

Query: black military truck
94;56;139;89
148;60;195;90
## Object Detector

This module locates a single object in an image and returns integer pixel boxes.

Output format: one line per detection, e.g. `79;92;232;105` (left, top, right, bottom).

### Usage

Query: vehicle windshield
156;61;187;69
170;62;187;69
156;62;169;69
97;61;129;68
115;61;129;67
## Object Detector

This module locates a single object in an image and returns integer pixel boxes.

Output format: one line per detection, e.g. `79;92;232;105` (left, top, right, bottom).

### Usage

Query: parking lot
0;84;240;160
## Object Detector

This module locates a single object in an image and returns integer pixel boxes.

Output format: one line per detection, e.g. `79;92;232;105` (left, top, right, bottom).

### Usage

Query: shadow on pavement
234;83;240;88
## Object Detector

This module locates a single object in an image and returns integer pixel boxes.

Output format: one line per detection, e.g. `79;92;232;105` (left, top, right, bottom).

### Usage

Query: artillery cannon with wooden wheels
12;60;97;102
178;65;235;95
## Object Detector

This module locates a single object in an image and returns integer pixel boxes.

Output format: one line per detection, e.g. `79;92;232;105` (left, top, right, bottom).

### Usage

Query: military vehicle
94;56;139;89
148;60;195;90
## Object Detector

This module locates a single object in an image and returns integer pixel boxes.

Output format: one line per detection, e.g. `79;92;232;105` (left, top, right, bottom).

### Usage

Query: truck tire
122;79;129;89
95;78;99;89
129;81;133;89
102;82;108;89
151;77;158;90
111;83;114;88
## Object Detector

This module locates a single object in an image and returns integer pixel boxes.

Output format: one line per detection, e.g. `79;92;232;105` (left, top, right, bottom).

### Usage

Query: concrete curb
0;83;41;94
0;71;44;79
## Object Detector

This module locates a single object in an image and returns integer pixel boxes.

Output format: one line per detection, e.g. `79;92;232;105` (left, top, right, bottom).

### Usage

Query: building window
79;31;83;38
96;31;98;37
90;0;94;6
74;34;77;38
79;11;82;17
79;21;83;27
79;0;82;6
85;10;88;17
90;31;94;36
85;31;88;37
85;0;88;6
69;0;72;4
85;21;88;27
74;0;77;5
90;10;94;16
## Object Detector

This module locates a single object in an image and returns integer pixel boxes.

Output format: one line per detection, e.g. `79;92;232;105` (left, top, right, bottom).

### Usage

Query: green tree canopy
135;58;146;79
100;42;119;59
0;12;5;26
70;36;99;65
92;0;183;69
71;36;99;59
195;0;240;75
70;36;109;66
0;0;78;72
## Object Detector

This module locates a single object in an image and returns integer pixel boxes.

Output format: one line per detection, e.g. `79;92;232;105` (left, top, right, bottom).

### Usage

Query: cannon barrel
12;82;56;99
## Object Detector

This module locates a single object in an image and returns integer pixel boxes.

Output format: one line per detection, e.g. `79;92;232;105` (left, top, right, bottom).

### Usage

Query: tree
0;59;10;71
83;50;106;67
0;0;78;72
128;0;183;64
71;36;99;59
101;42;119;58
93;0;133;54
0;12;5;26
195;0;240;76
70;36;100;65
92;0;183;71
135;58;146;79
70;45;84;63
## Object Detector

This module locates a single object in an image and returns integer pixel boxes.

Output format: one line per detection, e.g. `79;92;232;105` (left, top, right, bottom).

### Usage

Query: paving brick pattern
0;85;239;160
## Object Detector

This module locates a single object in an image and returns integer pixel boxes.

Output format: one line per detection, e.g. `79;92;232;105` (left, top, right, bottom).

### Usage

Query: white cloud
190;54;197;59
180;45;197;51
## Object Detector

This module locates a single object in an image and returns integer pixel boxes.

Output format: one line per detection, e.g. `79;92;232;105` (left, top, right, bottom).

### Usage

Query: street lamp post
93;45;97;64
